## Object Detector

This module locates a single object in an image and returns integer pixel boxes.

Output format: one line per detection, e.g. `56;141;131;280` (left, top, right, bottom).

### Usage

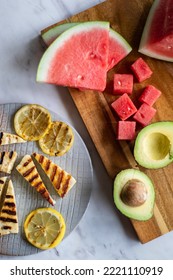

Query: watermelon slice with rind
41;22;132;71
37;21;110;91
139;0;173;62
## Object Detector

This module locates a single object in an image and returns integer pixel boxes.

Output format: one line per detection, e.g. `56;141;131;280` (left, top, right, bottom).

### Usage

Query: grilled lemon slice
14;104;51;141
24;208;66;250
39;121;74;156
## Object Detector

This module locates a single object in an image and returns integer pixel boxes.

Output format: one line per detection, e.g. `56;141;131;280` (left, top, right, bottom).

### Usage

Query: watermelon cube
117;121;136;140
139;85;161;106
113;74;133;94
111;93;137;120
131;57;153;82
133;103;156;126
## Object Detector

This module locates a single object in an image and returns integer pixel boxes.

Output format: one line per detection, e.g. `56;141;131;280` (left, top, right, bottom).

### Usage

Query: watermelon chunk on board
139;0;173;62
139;85;161;106
113;74;133;94
111;93;137;121
117;121;136;140
131;57;153;82
133;103;156;126
37;22;110;91
41;22;132;71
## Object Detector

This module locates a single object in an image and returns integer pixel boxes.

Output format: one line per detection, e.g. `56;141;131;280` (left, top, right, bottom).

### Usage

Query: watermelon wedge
139;0;173;62
41;22;132;71
37;21;110;91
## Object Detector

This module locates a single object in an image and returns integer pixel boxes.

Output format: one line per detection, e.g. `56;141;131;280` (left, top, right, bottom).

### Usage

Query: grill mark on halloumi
0;217;17;223
0;180;18;236
55;170;64;190
2;208;16;215
0;152;5;165
62;175;71;197
0;179;5;184
23;158;32;166
46;160;51;171
50;165;57;182
4;201;15;207
9;151;14;159
16;155;55;206
2;226;11;230
33;153;76;198
28;174;39;183
0;151;17;174
23;166;35;177
0;131;26;146
5;195;13;199
38;154;44;163
0;132;3;144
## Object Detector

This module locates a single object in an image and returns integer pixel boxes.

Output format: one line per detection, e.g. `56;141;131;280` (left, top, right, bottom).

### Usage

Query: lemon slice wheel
39;121;74;156
14;104;51;141
24;208;66;250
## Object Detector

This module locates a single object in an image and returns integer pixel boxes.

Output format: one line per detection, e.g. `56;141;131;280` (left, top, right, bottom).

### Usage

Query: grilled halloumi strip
0;180;18;236
0;132;26;146
0;151;17;174
33;153;76;198
16;155;55;206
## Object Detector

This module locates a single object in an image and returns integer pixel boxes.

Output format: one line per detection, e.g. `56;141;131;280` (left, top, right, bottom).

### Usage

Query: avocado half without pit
134;121;173;169
113;169;155;221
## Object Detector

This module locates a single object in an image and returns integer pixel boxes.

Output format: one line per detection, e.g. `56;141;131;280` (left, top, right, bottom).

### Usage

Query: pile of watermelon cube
111;57;161;140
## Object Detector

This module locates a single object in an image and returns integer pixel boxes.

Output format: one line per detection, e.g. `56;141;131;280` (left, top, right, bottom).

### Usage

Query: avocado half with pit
113;169;155;221
134;121;173;169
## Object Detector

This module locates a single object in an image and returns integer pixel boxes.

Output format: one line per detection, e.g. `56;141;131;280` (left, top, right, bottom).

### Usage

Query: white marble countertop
0;0;173;260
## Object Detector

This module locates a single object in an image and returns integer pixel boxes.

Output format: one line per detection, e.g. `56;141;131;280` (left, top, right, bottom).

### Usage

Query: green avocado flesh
113;169;155;221
134;122;173;169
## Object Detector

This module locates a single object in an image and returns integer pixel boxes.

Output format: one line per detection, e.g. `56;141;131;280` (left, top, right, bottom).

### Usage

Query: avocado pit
120;179;148;207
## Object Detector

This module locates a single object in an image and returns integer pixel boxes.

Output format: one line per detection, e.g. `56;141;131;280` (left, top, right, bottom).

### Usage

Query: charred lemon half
39;121;74;156
24;207;66;250
14;104;51;141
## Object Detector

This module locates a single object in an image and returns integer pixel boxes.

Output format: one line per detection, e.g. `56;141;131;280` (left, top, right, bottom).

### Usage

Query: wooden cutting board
41;0;173;243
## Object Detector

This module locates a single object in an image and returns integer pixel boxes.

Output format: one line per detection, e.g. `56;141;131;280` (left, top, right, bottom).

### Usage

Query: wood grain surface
41;0;173;243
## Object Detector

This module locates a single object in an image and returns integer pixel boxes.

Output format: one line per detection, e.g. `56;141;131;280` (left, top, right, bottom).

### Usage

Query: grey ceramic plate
0;103;93;256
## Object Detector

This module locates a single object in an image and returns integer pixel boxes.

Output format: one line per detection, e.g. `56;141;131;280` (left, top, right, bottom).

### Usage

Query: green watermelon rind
109;28;132;54
37;21;110;83
139;0;173;62
41;21;132;55
41;22;80;45
42;21;132;53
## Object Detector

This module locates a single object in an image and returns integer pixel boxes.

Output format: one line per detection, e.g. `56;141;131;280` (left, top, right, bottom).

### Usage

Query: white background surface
0;0;173;260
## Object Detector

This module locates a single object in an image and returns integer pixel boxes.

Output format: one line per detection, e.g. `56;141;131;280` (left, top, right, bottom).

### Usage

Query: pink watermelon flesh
139;0;173;61
113;74;133;94
133;103;156;126
41;23;132;72
107;29;132;70
139;85;161;106
111;93;137;120
117;121;136;140
37;22;110;91
131;57;153;82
